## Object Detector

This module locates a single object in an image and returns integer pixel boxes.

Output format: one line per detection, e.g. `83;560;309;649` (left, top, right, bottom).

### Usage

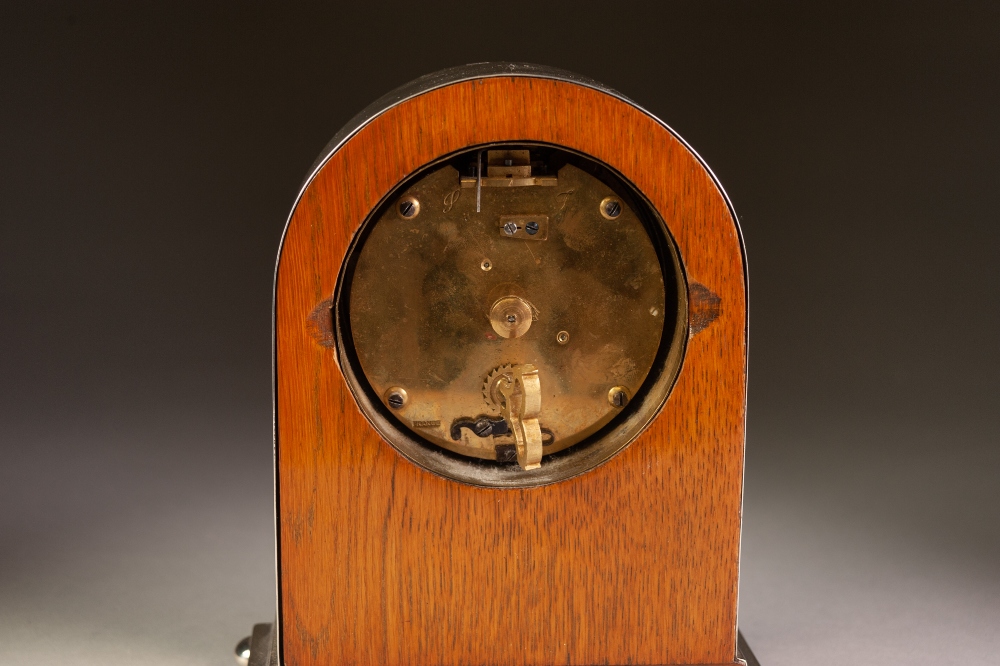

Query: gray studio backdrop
1;3;997;665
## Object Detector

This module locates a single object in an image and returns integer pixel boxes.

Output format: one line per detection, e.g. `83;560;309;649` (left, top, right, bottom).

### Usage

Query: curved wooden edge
275;70;747;666
275;63;746;304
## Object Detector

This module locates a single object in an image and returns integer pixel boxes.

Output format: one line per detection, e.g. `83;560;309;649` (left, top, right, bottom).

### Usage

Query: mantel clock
237;62;755;666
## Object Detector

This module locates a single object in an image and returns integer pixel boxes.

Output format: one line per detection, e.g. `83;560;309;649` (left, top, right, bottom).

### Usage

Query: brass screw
608;386;629;408
600;196;622;220
386;387;408;409
398;197;420;219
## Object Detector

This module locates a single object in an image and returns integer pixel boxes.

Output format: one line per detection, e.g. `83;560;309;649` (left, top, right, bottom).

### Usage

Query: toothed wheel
482;364;514;414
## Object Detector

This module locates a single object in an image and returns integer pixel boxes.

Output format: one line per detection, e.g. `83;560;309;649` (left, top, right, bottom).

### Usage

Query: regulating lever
497;364;543;470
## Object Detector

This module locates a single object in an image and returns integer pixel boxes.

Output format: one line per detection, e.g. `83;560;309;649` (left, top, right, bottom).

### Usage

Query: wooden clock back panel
275;77;746;666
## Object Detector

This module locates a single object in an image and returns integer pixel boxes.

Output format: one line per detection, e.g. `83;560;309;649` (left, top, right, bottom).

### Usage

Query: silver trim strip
271;61;748;665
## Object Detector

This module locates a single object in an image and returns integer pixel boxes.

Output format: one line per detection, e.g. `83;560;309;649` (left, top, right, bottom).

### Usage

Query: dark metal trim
243;622;761;666
737;630;762;666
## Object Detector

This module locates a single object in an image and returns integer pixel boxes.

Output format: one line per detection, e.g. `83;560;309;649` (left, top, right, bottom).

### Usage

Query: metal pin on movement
476;150;483;212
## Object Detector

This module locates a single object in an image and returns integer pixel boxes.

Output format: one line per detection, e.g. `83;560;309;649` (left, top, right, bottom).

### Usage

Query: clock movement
237;63;755;666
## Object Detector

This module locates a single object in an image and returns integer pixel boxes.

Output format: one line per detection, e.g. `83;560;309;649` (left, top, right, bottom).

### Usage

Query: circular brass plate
338;144;687;486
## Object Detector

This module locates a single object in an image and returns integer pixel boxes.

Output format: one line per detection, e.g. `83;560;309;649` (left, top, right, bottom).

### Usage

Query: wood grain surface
275;76;747;666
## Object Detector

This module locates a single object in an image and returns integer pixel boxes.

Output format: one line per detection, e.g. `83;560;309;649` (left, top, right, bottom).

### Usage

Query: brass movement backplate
338;145;687;486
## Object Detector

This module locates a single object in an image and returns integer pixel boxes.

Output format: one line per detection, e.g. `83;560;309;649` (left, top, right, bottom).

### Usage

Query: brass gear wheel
482;364;514;415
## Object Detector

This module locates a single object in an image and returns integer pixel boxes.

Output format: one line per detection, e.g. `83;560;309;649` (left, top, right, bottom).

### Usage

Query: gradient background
2;2;997;665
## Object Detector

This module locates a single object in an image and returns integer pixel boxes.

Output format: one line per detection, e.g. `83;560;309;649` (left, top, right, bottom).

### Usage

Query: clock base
234;624;761;666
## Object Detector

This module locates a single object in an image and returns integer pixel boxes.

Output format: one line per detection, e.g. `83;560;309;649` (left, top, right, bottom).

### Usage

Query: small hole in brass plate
335;142;688;488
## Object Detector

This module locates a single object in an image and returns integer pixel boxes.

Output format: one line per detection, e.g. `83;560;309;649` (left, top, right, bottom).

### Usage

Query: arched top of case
275;62;746;309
